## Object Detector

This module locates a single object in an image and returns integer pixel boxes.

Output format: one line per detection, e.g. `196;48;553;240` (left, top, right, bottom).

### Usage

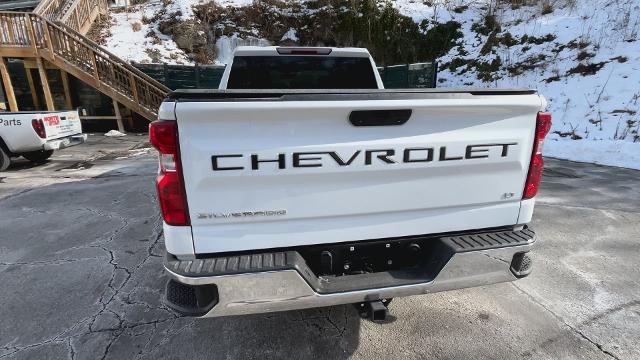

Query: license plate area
297;236;444;277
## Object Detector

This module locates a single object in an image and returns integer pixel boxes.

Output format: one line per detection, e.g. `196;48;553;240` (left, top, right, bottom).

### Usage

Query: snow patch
546;139;640;170
281;28;299;42
215;0;253;6
104;3;193;64
215;35;271;64
104;130;127;137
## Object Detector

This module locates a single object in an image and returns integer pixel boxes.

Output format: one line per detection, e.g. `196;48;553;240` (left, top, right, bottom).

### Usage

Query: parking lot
0;135;638;360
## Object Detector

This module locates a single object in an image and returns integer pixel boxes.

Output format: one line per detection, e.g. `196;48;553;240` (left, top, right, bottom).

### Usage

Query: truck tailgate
174;91;543;253
40;111;82;140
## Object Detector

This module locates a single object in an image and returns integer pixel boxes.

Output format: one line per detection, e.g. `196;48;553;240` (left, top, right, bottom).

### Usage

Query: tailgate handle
349;109;412;126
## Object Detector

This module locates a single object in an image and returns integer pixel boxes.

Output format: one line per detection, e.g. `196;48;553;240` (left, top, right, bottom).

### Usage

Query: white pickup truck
0;110;86;171
151;47;550;321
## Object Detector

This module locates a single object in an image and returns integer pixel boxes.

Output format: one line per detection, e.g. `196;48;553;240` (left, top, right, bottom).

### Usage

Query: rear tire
0;147;10;171
22;149;54;163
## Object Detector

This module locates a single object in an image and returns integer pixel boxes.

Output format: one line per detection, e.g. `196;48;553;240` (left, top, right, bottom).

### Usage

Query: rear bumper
164;227;535;317
43;134;87;150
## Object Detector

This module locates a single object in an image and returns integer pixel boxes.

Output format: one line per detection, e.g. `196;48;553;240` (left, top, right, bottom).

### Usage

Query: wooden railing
33;0;67;19
1;12;25;47
50;21;170;113
35;0;108;34
0;11;170;119
58;0;108;33
0;12;44;48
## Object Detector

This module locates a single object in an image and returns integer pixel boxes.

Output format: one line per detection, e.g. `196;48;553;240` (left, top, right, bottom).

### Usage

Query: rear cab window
226;56;378;89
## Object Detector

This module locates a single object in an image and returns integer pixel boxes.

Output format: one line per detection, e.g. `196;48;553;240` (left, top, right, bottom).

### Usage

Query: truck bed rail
166;88;538;101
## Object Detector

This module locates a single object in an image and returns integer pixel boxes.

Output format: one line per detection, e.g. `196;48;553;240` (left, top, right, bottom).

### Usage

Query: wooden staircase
0;0;170;120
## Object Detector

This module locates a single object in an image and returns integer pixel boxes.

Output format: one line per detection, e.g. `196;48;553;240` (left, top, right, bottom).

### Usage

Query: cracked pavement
0;135;639;359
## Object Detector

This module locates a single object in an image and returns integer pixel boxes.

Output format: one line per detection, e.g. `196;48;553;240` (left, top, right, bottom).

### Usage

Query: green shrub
471;14;501;36
576;51;594;61
567;62;607;76
447;57;468;71
520;33;556;45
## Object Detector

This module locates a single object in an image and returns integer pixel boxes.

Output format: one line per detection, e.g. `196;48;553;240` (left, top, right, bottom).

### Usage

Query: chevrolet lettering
211;143;518;171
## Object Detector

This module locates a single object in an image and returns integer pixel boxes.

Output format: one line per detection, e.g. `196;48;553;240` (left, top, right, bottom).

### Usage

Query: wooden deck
0;0;170;122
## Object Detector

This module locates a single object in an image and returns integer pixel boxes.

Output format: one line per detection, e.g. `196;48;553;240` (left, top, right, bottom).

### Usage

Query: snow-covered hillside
406;0;640;169
104;2;192;64
102;0;253;65
102;0;639;169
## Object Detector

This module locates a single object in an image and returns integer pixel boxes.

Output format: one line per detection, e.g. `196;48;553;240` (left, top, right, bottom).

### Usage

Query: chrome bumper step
164;227;535;317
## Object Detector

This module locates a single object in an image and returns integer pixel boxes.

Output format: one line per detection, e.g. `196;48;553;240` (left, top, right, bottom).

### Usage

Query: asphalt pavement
0;135;638;359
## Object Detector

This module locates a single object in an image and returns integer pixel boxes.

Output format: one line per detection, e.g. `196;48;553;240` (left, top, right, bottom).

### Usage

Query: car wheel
22;149;54;163
0;146;10;171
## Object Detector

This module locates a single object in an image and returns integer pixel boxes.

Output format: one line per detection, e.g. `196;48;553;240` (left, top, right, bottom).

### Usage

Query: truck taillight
150;120;190;226
523;112;552;200
32;119;46;139
276;47;332;55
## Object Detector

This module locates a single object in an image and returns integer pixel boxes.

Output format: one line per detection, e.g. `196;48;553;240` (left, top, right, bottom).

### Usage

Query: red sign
43;115;60;126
